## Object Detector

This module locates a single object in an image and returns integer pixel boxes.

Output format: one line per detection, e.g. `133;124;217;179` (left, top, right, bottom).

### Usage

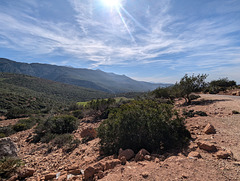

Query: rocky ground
1;94;240;180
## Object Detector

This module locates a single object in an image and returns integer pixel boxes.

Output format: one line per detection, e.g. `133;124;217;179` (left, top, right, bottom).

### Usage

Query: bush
183;110;207;117
0;157;23;179
98;100;190;155
45;115;78;134
33;115;78;144
5;107;29;119
72;110;84;119
12;117;37;132
0;126;15;138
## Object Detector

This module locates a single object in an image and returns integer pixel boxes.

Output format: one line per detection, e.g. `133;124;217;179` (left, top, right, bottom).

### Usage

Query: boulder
18;167;35;178
80;127;97;139
188;151;201;158
118;148;134;161
135;149;150;162
216;150;232;159
0;137;18;158
203;123;216;134
84;166;96;180
197;141;217;152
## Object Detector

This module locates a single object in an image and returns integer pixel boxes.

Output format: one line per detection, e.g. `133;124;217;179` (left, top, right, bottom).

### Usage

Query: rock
93;162;104;172
203;123;216;134
67;164;81;175
44;172;56;180
119;156;127;165
80;127;97;139
18;167;35;178
188;151;201;158
58;174;67;181
135;149;150;162
197;141;217;152
144;155;151;161
8;174;18;181
216;150;232;159
96;170;104;179
84;166;96;180
68;169;81;175
141;172;149;178
118;148;135;161
0;137;18;158
104;159;121;171
66;164;79;171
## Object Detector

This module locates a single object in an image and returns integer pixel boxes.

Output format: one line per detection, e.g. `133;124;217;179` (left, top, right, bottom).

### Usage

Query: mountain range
0;58;170;93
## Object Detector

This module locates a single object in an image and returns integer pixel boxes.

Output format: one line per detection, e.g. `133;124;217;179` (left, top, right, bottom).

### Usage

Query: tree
178;74;208;104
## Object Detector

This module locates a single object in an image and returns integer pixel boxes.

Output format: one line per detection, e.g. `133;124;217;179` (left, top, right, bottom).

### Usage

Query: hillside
0;58;170;93
0;73;111;116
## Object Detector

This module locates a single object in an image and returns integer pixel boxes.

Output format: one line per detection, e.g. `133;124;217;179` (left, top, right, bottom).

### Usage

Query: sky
0;0;240;83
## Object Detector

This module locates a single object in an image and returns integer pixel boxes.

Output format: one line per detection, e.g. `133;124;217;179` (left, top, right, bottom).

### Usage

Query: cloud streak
0;0;240;83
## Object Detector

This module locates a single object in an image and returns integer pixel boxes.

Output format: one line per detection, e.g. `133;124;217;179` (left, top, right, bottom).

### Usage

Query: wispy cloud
0;0;240;82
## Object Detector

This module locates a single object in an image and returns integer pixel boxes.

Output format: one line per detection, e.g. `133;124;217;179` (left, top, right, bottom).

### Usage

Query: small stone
203;123;216;134
141;172;149;178
44;172;56;180
96;170;104;179
68;169;81;175
144;155;151;161
118;148;135;161
188;151;201;158
135;149;150;162
119;156;127;165
216;150;232;159
18;168;35;178
8;174;18;181
84;166;95;180
197;141;217;152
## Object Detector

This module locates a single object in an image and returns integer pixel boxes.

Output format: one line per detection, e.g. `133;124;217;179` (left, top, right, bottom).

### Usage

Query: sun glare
101;0;121;7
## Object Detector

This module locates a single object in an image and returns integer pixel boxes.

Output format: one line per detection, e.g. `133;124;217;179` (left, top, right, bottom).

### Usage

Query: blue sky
0;0;240;83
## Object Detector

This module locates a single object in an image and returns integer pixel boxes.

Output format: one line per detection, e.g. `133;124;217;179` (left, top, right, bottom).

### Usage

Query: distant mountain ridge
0;58;171;93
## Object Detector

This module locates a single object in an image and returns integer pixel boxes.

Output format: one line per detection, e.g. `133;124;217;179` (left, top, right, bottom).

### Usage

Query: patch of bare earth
2;94;240;180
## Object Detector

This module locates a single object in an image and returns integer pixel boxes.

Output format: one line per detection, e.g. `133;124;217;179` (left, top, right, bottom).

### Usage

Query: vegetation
0;117;38;138
182;109;208;118
0;157;23;179
153;74;208;104
98;100;191;155
0;73;111;118
32;115;79;152
204;78;237;94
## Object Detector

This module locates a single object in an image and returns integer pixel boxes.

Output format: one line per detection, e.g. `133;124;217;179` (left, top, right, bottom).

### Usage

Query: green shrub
0;157;23;179
12;117;37;132
72;110;84;119
12;123;27;132
52;134;73;148
0;126;15;138
5;107;28;119
98;100;190;155
33;115;78;144
183;110;207;117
